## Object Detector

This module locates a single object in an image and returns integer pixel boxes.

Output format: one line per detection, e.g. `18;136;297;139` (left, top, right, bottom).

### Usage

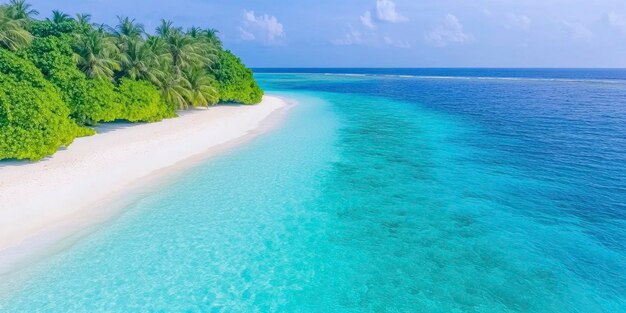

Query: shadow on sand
0;104;251;168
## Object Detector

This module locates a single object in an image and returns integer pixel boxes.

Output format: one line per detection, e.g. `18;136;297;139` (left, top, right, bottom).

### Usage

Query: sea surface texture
1;69;625;312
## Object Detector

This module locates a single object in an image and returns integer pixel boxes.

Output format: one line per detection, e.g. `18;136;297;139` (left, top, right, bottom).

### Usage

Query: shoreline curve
0;94;293;277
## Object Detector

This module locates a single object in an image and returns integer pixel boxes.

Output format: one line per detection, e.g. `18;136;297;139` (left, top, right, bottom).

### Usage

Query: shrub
84;79;124;123
0;49;92;160
117;79;176;122
25;35;93;122
213;50;263;104
30;20;84;38
25;35;116;125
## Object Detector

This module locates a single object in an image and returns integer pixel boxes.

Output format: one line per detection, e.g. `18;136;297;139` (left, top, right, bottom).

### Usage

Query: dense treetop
0;0;263;160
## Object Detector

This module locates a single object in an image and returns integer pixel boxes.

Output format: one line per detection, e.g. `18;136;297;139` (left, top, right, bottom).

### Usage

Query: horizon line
251;67;626;70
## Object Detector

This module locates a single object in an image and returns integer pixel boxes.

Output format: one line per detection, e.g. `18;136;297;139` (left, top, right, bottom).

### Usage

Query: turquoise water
2;71;626;312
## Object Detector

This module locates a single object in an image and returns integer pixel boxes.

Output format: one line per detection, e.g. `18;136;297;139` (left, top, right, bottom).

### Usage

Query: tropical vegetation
0;0;263;160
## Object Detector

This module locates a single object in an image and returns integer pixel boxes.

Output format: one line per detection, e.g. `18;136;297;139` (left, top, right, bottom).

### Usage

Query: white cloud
507;14;531;30
384;36;410;48
240;10;285;42
425;14;472;47
335;0;409;47
360;11;375;29
608;12;626;35
333;30;409;49
332;28;364;46
376;0;408;23
561;20;592;40
354;1;406;33
238;27;255;41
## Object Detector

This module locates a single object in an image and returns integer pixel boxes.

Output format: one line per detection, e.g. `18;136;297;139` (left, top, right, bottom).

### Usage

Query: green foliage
183;66;219;107
213;50;263;104
29;19;82;38
0;49;92;160
50;10;72;25
153;70;192;109
25;35;95;124
0;5;33;51
73;28;120;80
112;16;144;42
24;33;74;75
84;79;123;123
117;38;160;83
117;79;175;122
161;27;207;76
5;0;39;21
0;1;264;160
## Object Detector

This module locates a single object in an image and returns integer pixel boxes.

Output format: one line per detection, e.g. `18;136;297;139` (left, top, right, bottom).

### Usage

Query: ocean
1;69;625;312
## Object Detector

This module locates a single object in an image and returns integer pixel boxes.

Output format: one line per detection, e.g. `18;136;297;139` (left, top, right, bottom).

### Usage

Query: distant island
0;0;263;160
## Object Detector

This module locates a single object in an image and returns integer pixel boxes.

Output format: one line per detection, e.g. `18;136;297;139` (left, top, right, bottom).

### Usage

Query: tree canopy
0;1;263;160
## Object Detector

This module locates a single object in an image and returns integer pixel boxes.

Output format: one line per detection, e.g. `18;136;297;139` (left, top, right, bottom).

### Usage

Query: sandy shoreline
0;95;291;275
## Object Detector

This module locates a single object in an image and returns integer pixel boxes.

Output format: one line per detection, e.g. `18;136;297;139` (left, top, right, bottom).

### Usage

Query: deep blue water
254;68;626;81
1;69;625;312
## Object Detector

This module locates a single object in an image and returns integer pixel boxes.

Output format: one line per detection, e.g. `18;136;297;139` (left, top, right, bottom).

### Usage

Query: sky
18;0;626;68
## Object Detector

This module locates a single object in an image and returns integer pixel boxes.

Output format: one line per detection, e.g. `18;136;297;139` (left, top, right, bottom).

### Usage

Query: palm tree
161;29;205;76
204;28;222;47
108;17;148;79
49;10;72;25
74;14;96;36
154;69;192;109
6;0;38;20
112;16;144;41
73;30;120;80
183;66;218;107
145;35;164;54
187;26;202;39
155;19;175;38
185;27;218;68
75;13;91;27
118;38;161;83
0;6;32;51
198;32;219;70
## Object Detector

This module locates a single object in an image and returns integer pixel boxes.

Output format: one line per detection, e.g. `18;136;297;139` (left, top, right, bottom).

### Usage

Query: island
0;0;265;161
0;0;288;272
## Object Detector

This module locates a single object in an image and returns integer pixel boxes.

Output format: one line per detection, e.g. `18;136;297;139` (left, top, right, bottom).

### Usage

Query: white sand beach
0;95;290;273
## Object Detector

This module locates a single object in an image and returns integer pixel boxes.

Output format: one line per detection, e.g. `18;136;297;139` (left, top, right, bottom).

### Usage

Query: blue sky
20;0;626;67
